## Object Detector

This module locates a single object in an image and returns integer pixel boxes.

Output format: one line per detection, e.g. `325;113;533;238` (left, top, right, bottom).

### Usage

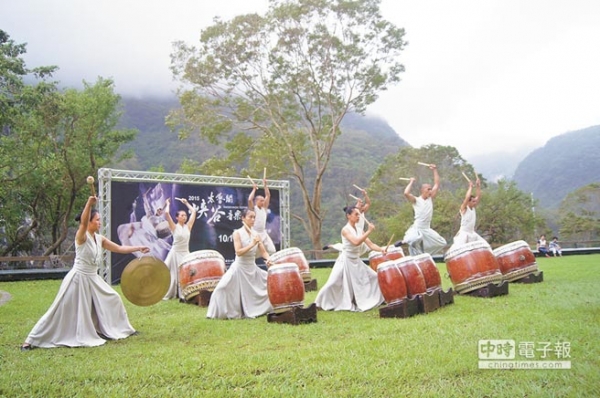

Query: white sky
3;0;600;159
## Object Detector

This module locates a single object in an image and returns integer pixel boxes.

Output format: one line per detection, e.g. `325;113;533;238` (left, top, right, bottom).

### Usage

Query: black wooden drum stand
462;281;509;298
439;288;455;307
512;271;544;284
267;303;318;325
195;290;213;307
418;290;441;313
304;279;318;292
379;296;421;319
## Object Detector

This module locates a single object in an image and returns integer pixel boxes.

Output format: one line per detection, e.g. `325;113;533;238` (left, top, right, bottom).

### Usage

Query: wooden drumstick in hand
417;161;432;167
349;193;361;201
86;176;96;197
461;171;471;183
398;177;411;181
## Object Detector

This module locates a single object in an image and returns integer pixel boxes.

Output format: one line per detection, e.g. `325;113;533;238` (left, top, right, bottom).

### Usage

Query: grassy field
1;255;599;397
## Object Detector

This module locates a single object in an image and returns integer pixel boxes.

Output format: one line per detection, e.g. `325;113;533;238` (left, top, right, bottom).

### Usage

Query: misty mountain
467;147;534;182
512;125;600;208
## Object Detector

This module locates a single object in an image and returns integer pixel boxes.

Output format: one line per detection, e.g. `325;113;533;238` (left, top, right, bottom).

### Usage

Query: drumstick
417;161;432;167
461;171;471;183
86;176;96;197
263;168;266;180
349;193;361;201
398;177;411;181
247;175;255;185
385;233;395;250
352;184;363;191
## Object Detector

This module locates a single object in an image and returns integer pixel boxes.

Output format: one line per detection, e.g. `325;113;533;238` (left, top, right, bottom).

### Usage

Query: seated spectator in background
549;237;563;257
536;234;550;257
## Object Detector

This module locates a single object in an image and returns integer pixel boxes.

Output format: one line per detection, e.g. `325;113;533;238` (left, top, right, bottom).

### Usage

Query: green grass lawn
1;255;599;397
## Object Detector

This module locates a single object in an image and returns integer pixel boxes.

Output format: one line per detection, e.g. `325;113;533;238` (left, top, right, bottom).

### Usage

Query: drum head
121;256;170;306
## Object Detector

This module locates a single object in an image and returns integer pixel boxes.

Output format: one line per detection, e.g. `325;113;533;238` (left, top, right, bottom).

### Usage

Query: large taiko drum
493;240;538;282
444;241;503;294
396;256;427;298
368;246;404;272
376;260;408;305
178;250;226;302
270;247;311;282
413;253;442;292
267;263;305;313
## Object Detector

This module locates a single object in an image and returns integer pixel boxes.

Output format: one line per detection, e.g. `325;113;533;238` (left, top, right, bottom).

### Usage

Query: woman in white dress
21;196;150;350
315;206;386;312
162;197;197;300
207;208;273;319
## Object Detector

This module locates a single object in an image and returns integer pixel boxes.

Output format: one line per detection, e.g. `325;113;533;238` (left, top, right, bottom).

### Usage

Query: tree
168;0;406;253
558;183;600;243
0;30;137;260
367;144;539;247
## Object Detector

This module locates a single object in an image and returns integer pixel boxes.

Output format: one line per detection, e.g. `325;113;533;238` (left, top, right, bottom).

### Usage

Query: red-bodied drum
270;247;312;283
396;256;427;298
376;260;408;305
493;240;538;282
368;246;404;272
178;250;226;302
413;253;442;292
444;241;502;294
267;263;305;313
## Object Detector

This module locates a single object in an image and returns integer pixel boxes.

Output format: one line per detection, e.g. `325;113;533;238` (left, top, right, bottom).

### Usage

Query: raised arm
75;196;97;245
262;178;270;209
163;198;176;232
361;189;371;213
248;183;257;210
460;181;474;214
404;178;417;204
430;164;440;198
178;198;197;230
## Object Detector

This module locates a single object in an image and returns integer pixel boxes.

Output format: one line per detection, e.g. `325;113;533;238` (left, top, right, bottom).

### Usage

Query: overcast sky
3;0;600;159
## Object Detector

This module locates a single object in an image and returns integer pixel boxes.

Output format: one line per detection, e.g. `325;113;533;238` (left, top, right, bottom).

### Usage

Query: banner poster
109;181;281;283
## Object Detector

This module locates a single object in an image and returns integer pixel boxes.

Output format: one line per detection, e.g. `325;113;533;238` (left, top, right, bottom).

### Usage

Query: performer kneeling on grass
315;206;386;312
206;208;273;319
21;196;150;351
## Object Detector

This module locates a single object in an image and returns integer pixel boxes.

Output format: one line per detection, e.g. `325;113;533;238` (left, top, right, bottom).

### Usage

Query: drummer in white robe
315;206;385;312
207;208;273;319
452;176;487;248
21;196;150;351
248;178;276;254
396;164;447;256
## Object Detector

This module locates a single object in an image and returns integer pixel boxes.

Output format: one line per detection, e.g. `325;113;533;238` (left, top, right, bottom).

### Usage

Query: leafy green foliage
168;0;407;252
0;30;137;258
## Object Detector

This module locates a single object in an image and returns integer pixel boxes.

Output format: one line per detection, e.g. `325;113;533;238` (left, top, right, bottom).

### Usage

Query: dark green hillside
112;97;410;248
512;125;600;208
